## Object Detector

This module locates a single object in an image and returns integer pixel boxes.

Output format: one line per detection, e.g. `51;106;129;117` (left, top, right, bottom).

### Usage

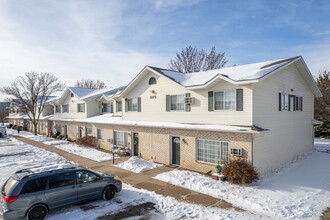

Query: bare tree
314;70;330;137
168;46;228;73
0;110;8;124
1;72;65;135
74;79;107;89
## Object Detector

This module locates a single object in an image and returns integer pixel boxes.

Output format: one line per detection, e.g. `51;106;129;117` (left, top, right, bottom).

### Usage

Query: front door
171;136;180;165
78;126;82;139
133;133;139;156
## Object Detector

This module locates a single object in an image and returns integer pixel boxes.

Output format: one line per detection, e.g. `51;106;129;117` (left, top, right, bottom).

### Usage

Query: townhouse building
9;56;322;175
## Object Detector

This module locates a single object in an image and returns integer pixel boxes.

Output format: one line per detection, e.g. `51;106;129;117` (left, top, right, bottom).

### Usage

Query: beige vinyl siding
252;64;314;175
122;70;253;126
54;92;87;119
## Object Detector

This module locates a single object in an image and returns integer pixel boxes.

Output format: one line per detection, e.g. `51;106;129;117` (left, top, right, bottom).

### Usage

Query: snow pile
0;138;34;156
43;140;69;145
54;144;119;162
155;141;330;219
314;138;330;152
115;156;162;173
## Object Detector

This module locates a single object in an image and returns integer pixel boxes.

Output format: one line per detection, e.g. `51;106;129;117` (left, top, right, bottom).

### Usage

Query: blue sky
0;0;330;99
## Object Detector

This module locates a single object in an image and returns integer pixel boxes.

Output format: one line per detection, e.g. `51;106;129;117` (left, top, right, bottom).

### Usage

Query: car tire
26;204;48;220
102;185;116;200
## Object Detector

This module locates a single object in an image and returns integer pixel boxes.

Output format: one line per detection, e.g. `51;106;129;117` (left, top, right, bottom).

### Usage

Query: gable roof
120;56;322;97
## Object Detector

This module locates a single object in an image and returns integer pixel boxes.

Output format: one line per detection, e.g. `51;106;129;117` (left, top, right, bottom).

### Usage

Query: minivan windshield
1;177;19;196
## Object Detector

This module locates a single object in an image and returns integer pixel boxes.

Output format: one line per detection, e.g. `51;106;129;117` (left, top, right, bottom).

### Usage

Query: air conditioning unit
231;148;242;156
107;139;113;144
184;97;195;104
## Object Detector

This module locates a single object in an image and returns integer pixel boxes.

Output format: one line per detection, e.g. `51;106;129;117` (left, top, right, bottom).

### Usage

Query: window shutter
125;99;128;112
166;95;171;112
208;91;214;111
185;93;191;112
301;97;303;111
288;95;291;111
236;89;243;111
138;97;141;112
279;93;281;111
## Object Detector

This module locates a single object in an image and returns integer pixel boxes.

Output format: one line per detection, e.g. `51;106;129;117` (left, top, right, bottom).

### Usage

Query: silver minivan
0;164;122;220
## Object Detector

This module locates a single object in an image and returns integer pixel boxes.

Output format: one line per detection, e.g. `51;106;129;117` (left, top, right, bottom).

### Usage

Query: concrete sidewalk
13;135;242;211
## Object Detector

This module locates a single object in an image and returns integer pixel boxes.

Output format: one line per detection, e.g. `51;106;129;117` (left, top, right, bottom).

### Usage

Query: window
149;77;157;85
116;101;122;112
114;131;128;148
55;124;61;133
20;177;48;194
214;90;236;110
41;123;46;132
170;94;185;111
49;172;75;189
62;104;69;113
55;105;60;113
197;140;228;164
76;171;100;184
280;93;290;110
102;103;113;113
77;103;85;113
87;127;93;136
128;98;138;111
97;129;104;140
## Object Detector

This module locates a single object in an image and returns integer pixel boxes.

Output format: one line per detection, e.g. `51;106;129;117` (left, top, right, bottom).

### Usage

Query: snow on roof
52;114;261;134
69;86;125;100
149;57;297;87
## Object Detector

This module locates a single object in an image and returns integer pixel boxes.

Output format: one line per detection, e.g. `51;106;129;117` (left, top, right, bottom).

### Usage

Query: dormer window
149;77;157;85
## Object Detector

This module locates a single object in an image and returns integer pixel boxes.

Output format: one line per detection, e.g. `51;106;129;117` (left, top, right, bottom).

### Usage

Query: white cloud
154;0;202;10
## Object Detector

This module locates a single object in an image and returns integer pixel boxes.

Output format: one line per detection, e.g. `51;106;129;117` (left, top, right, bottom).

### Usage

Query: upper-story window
55;105;60;113
279;93;303;112
149;77;157;85
214;90;236;110
77;103;85;113
116;101;122;112
62;104;69;113
127;98;138;111
102;103;113;113
170;94;185;111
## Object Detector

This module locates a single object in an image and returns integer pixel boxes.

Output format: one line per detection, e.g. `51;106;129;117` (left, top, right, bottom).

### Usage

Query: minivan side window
76;171;100;184
49;172;75;189
20;177;48;194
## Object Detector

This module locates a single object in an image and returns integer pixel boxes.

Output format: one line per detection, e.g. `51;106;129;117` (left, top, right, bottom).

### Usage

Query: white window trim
196;139;229;165
281;93;290;110
97;128;104;140
62;104;69;113
114;130;128;148
86;127;93;136
77;103;85;113
213;89;236;111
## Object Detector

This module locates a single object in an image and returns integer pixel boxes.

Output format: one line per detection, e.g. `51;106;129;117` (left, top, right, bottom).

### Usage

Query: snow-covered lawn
314;138;330;152
155;139;330;219
7;129;117;162
0;136;257;220
54;143;119;162
115;156;162;173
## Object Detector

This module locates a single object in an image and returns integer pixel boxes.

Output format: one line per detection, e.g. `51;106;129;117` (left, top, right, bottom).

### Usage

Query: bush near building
222;158;259;184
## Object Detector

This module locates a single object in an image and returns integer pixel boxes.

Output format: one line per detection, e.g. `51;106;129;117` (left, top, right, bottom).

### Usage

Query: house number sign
150;95;157;99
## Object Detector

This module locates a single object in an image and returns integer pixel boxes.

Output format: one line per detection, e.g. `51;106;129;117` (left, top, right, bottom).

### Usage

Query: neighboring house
7;56;322;175
0;101;10;123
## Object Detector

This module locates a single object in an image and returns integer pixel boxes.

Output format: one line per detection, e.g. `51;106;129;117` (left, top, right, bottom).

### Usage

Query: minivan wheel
26;204;48;220
102;185;116;200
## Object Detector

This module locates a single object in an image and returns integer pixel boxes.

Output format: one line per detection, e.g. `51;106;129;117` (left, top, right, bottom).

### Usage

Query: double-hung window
102;103;113;113
197;140;228;164
55;105;60;113
116;101;122;112
127;98;138;111
77;103;85;113
114;131;128;148
62;104;69;113
87;127;93;136
97;129;104;140
170;94;185;111
214;90;236;110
